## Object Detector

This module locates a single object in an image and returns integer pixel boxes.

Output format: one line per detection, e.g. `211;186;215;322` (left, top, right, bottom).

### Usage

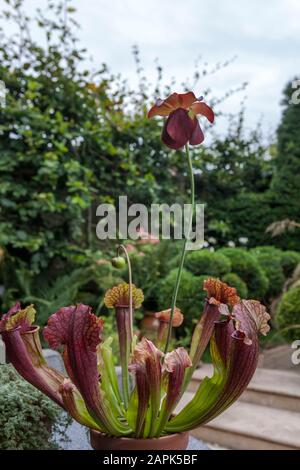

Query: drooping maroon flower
148;92;214;150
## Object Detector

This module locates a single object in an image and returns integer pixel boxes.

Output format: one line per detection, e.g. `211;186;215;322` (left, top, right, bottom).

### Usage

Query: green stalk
117;245;134;343
116;244;133;407
164;144;195;354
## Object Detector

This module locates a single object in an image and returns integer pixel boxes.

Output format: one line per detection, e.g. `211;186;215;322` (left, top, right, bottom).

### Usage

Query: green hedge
157;269;208;329
184;250;232;277
219;247;269;299
0;365;70;449
276;286;300;343
251;246;285;300
279;251;300;277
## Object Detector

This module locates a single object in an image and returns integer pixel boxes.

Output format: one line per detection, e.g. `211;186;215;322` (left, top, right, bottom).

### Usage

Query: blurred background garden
0;0;300;450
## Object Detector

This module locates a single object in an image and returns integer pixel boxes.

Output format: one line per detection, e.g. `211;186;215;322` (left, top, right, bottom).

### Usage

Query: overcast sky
2;0;300;138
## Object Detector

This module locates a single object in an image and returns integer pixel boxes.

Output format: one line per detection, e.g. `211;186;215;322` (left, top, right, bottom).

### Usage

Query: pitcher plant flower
0;90;270;442
148;92;214;150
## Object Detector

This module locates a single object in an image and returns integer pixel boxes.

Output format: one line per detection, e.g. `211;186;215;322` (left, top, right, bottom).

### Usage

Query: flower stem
117;244;133;407
164;144;195;354
117;244;133;342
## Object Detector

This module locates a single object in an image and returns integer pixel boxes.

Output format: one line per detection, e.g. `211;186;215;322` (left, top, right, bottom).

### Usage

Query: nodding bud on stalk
111;256;126;269
104;283;144;407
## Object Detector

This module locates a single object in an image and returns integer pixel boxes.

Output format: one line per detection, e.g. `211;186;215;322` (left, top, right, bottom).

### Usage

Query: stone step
261;345;300;372
188;364;300;412
177;394;300;450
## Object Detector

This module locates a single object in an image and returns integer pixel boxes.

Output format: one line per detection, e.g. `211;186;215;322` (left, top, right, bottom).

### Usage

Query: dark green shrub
157;269;208;330
0;364;70;449
276;286;300;343
184;250;232;277
222;273;248;298
267;79;300;251
219;248;269;299
119;242;183;310
214;192;275;249
250;246;282;258
251;246;285;299
279;251;300;277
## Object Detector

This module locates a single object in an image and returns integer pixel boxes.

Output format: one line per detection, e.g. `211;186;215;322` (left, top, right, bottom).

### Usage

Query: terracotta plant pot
139;311;160;342
90;429;189;450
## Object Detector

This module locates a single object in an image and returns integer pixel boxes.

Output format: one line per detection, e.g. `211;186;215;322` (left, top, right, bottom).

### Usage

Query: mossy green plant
0;364;70;450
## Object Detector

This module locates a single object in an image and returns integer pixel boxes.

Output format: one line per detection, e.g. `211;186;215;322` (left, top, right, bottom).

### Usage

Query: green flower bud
111;256;126;269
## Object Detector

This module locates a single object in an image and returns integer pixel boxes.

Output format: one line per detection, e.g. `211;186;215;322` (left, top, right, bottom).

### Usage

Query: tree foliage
267;79;300;250
0;0;179;275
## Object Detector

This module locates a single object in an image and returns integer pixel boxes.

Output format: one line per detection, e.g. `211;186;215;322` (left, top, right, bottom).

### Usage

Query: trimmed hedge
184;250;232;277
279;250;300;277
251;246;285;299
219;247;269;299
222;272;248;298
157;269;208;329
276;286;300;343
